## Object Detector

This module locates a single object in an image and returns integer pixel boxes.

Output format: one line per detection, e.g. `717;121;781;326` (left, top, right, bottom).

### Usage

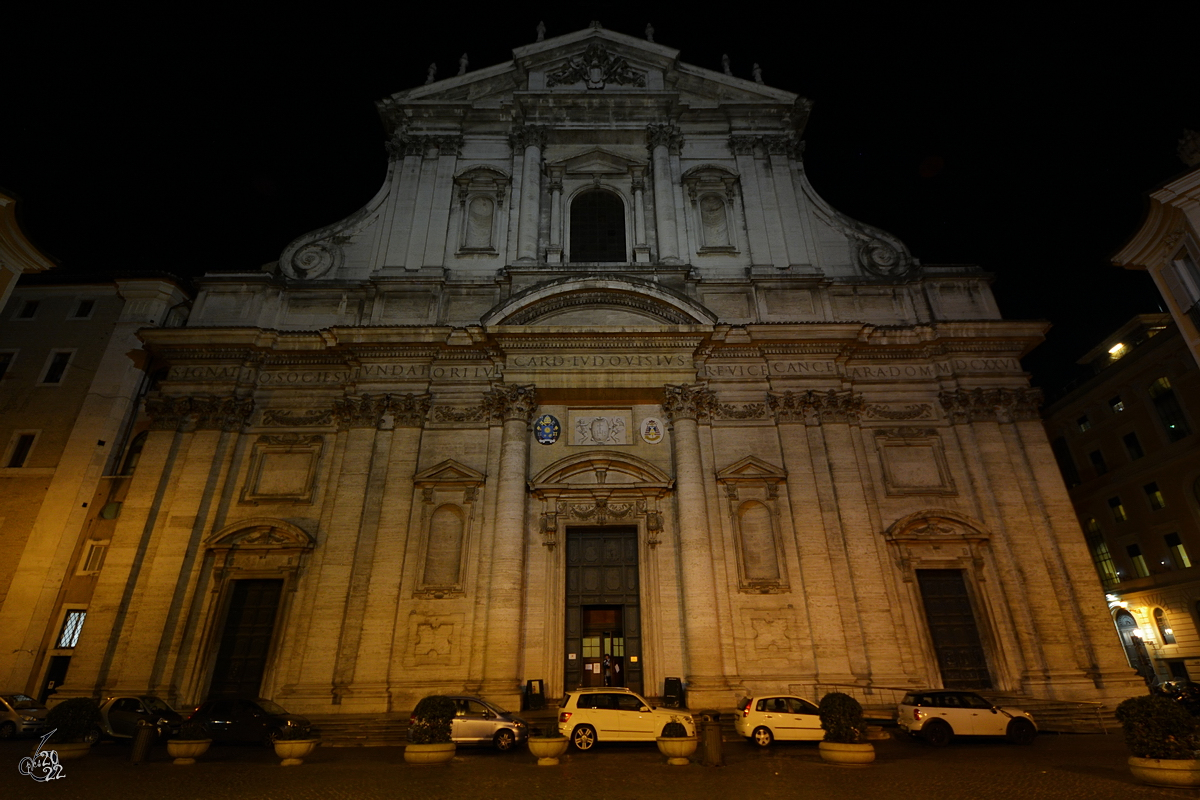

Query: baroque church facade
1;25;1143;712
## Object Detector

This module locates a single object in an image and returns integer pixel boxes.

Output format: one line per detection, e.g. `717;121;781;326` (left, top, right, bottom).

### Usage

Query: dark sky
4;7;1198;392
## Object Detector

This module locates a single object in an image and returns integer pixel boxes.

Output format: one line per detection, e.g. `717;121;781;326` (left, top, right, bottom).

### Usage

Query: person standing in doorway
602;654;612;686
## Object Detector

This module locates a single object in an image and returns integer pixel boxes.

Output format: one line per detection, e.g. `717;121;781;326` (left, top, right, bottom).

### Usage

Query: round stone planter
527;736;570;765
819;741;876;765
656;735;699;766
403;742;456;765
49;742;92;761
167;738;212;765
1128;756;1200;788
273;738;320;766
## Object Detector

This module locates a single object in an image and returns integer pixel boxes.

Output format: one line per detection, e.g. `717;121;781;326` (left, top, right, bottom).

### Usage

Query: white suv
558;688;695;750
897;690;1037;745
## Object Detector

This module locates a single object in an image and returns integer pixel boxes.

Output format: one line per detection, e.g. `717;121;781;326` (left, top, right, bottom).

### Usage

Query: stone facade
0;25;1142;712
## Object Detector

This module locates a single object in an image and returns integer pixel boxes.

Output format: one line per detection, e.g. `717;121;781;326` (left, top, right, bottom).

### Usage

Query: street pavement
3;730;1192;800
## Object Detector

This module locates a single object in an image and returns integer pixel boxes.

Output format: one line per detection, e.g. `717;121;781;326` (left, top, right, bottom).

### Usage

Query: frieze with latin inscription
509;353;691;370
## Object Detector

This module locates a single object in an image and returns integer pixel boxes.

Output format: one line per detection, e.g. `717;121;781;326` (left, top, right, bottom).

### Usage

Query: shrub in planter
46;698;102;745
409;696;455;744
818;692;867;744
1115;694;1200;760
172;721;211;741
276;725;317;741
660;721;689;738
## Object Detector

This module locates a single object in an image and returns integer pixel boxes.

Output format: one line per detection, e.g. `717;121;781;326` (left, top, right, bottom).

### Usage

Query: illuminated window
1109;396;1125;413
1144;482;1167;510
1077;415;1092;433
1084;518;1119;589
1155;608;1177;645
1109;496;1127;522
1149;377;1191;442
581;636;601;658
1123;432;1144;460
1166;533;1192;569
1089;450;1108;475
1126;544;1150;578
56;610;86;648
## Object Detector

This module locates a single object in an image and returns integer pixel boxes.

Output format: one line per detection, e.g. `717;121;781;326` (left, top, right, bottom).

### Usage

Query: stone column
647;124;682;265
547;167;564;264
662;385;727;699
630;166;650;262
511;125;547;264
481;384;537;703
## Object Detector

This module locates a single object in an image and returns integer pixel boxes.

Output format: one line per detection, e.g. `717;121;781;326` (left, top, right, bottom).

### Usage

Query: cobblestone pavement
3;731;1194;800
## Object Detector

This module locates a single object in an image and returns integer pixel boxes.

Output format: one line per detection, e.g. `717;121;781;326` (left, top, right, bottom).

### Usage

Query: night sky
4;8;1198;393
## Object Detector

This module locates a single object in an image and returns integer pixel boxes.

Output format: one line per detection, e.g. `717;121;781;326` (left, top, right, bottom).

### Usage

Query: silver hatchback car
0;693;49;739
409;695;529;751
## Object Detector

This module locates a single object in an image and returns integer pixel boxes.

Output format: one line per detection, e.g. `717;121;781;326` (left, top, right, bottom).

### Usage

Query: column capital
485;383;538;423
646;123;682;153
145;394;254;432
662;384;715;422
767;389;864;425
510;124;550;151
939;387;1042;424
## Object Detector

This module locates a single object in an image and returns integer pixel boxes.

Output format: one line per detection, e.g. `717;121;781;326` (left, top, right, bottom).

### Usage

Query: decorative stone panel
241;433;324;504
873;428;956;496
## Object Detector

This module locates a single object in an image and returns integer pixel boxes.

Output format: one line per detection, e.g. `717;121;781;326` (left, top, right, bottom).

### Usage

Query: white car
897;690;1037;745
558;687;695;750
735;695;823;745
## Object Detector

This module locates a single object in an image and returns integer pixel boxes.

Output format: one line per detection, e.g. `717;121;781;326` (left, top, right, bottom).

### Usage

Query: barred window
56;610;86;648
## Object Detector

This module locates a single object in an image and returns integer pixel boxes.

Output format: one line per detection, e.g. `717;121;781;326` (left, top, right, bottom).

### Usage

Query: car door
613;693;657;740
936;694;975;735
758;697;796;740
107;698;143;737
962;693;1004;736
202;700;235;742
451;699;492;744
787;697;824;740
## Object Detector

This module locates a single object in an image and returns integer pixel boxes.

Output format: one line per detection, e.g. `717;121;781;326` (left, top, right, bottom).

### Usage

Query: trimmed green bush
409;695;456;744
174;720;211;741
1115;694;1200;760
818;692;867;744
276;724;316;741
46;698;102;744
660;721;689;738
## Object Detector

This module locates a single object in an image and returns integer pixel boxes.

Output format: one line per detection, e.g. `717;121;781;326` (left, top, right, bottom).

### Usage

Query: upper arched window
1155;607;1177;645
570;191;626;262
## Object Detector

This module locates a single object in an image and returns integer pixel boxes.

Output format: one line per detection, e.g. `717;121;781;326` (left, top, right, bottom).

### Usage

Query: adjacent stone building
0;24;1142;713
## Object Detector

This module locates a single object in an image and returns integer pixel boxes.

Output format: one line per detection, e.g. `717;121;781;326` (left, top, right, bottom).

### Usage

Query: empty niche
422;504;465;587
739;501;780;582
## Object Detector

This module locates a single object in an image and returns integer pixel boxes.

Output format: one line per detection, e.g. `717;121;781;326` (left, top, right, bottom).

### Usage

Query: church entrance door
916;569;992;689
565;527;641;694
208;579;283;697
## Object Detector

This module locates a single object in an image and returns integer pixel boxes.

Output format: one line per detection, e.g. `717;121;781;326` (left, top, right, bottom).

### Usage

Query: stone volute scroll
205;518;316;589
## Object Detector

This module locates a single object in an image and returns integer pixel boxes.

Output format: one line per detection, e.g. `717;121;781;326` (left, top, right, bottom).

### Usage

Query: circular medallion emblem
640;417;664;444
534;414;561;445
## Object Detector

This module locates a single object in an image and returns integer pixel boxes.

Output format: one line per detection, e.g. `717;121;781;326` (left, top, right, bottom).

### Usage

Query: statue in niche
752;63;763;84
458;54;468;76
645;23;654;42
536;21;545;42
722;54;731;76
425;63;437;85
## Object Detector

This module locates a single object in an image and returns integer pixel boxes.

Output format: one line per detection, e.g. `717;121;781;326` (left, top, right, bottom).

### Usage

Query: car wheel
752;726;773;747
571;724;596;751
263;728;283;747
83;726;102;745
494;729;516;751
922;720;952;747
0;721;15;740
1006;718;1036;745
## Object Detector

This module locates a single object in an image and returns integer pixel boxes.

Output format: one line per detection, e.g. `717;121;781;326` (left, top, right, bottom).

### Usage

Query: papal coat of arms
534;414;561;445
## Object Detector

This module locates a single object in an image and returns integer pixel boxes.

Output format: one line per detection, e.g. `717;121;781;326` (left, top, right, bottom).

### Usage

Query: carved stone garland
938;387;1042;424
146;394;255;432
332;393;431;430
767;389;865;425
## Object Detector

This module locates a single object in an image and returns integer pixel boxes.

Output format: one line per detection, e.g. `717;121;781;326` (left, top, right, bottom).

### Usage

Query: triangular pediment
551;147;646;175
414;459;486;486
716;455;787;484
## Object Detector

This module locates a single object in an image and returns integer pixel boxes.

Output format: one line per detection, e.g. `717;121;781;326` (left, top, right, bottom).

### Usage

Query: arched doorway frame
182;518;315;704
529;451;674;700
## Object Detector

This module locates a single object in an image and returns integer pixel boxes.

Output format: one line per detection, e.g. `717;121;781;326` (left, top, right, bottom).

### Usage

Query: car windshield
483;701;510;715
141;697;173;714
255;699;288;716
3;694;42;710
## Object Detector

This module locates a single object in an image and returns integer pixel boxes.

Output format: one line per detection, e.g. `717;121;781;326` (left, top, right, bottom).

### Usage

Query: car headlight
515;721;527;728
22;715;37;722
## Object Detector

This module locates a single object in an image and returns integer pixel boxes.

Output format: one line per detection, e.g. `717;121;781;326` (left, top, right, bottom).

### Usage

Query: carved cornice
711;401;768;420
262;409;335;427
767;389;865;425
145;394;255;432
332;392;431;430
484;383;538;423
873;427;938;439
257;433;323;446
386;133;463;160
662;384;715;422
938;387;1043;424
433;405;488;423
729;133;801;159
509;124;549;151
546;42;646;89
646;123;683;153
865;403;933;421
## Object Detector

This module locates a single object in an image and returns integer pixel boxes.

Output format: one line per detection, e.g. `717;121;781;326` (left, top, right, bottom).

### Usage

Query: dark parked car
98;695;182;740
188;698;311;745
0;693;49;739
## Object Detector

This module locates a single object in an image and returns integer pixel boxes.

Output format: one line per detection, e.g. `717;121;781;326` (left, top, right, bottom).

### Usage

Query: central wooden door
565;527;641;694
916;569;992;689
208;579;283;697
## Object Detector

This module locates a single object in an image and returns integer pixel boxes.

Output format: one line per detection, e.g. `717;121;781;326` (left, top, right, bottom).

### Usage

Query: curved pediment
482;276;717;327
531;450;672;489
882;510;990;544
206;517;316;551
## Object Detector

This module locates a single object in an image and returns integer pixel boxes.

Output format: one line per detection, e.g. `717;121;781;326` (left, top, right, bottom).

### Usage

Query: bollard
698;710;724;766
130;719;156;764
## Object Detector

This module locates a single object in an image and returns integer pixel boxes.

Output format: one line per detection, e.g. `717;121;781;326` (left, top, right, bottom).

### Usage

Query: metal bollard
130;719;156;764
698;710;724;766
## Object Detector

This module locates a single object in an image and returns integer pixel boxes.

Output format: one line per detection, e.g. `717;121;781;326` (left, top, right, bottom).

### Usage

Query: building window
1149;377;1191;442
56;610;86;648
79;542;109;574
119;431;149;475
1144;481;1167;510
72;299;95;319
0;351;12;380
1084;518;1119;589
1127;544;1150;578
1166;533;1192;569
1123;432;1144;460
40;351;72;385
1089;450;1108;475
1077;414;1092;432
5;433;36;468
16;299;39;319
1110;396;1125;413
1154;608;1177;645
1109;496;1127;522
1051;437;1080;487
570;190;626;262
